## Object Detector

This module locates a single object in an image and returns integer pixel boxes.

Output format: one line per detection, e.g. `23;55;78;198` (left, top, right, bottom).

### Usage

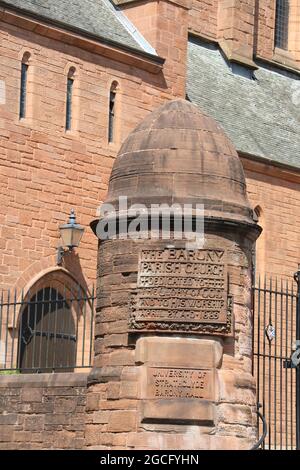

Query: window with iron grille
275;0;290;50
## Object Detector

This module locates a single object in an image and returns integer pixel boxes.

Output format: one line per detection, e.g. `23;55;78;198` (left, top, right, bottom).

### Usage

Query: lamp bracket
57;246;65;265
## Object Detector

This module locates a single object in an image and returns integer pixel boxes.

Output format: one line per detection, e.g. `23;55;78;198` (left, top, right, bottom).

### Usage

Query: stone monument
87;99;261;450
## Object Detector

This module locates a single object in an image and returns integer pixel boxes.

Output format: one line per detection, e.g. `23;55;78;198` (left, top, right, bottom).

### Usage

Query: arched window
65;67;76;131
18;287;76;373
108;81;118;143
19;52;30;119
275;0;290;50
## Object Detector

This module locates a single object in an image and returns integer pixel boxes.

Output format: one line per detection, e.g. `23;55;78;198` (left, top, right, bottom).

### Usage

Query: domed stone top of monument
105;99;255;225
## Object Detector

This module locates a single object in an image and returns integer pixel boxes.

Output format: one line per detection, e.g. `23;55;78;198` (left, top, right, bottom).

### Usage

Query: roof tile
2;0;145;52
187;39;300;170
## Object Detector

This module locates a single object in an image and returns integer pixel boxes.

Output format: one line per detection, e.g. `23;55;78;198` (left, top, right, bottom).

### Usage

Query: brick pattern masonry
0;373;88;450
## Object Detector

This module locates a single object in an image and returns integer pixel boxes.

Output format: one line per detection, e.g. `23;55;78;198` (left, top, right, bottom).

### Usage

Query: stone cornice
218;39;258;70
255;52;300;77
113;0;192;9
0;5;164;74
113;0;144;4
189;31;300;76
240;153;300;184
188;32;258;70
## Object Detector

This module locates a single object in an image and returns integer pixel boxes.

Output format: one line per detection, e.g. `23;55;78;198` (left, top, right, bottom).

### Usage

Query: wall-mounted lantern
57;209;84;265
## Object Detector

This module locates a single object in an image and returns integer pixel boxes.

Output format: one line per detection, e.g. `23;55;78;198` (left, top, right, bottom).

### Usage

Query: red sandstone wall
189;0;300;69
120;0;189;97
255;0;276;59
244;163;300;279
0;19;177;292
255;0;300;66
189;0;218;39
0;5;300;290
0;373;88;450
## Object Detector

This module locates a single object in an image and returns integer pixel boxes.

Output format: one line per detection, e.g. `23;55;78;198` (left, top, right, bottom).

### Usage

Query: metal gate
253;267;300;450
18;288;76;373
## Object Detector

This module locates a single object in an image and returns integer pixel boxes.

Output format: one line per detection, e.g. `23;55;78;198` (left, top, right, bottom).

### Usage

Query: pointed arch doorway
14;269;94;373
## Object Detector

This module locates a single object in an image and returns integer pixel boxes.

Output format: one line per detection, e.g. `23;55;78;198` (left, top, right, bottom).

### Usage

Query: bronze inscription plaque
147;367;213;400
129;248;232;335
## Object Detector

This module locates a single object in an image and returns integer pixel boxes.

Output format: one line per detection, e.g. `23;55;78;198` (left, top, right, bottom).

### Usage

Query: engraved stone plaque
129;248;232;335
141;366;216;424
147;367;214;400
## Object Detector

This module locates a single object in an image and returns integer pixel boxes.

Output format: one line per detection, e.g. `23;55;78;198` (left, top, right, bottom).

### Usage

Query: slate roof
1;0;153;53
187;38;300;170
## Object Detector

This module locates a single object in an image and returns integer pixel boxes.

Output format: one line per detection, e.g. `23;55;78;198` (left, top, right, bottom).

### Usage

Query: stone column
86;99;261;450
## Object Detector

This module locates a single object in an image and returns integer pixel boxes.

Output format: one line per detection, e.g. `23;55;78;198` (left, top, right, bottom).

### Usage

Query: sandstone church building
0;0;299;450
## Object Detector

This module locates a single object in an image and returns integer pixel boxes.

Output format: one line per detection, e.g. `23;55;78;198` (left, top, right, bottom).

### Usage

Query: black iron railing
251;403;268;450
0;284;96;373
253;274;299;450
